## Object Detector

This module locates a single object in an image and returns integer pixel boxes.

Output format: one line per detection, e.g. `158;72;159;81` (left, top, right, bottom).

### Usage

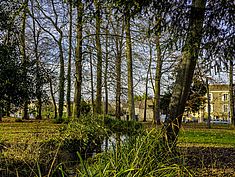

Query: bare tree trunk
144;40;153;122
229;59;234;125
154;32;162;125
66;1;73;118
125;14;135;120
115;42;122;119
58;37;65;120
89;45;95;113
49;77;57;119
206;77;211;128
113;20;124;120
73;0;83;118
21;0;29;120
104;27;109;115
163;0;206;147
95;0;102;114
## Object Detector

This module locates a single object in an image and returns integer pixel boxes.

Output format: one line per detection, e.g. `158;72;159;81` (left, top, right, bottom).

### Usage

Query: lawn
0;118;61;144
179;123;235;148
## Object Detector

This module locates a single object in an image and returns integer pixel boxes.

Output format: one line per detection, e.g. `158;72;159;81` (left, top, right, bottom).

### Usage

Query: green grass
1;119;234;148
178;124;235;147
0;119;61;144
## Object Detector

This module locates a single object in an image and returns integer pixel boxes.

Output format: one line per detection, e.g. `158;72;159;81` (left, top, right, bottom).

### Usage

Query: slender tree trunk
143;40;153;122
115;43;122;119
229;59;234;125
154;32;162;125
206;77;211;128
21;0;29;120
125;14;135;120
49;77;57;119
73;0;83;118
35;39;42;120
58;37;65;120
95;0;102;114
163;0;206;147
104;28;109;115
114;21;124;120
67;1;73;118
36;58;42;120
89;45;95;113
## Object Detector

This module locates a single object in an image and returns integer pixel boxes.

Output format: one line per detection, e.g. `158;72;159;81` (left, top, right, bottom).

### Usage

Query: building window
222;94;228;101
223;104;228;112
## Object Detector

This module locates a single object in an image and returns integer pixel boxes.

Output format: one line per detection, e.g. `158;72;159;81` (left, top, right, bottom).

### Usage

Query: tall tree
154;18;162;125
34;0;66;120
143;41;153;122
67;0;73;118
73;0;83;118
164;0;207;147
95;0;102;114
113;19;124;120
104;26;109;115
125;11;135;120
30;0;42;119
20;0;29;120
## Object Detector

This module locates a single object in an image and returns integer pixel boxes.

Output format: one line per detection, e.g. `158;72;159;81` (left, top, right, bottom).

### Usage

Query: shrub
104;116;143;136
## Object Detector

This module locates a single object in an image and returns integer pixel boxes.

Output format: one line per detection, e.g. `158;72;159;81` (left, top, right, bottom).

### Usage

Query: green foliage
61;115;107;141
160;90;172;114
53;116;69;124
104;116;143;136
59;115;107;160
80;100;91;115
0;45;26;115
77;129;193;177
185;79;207;113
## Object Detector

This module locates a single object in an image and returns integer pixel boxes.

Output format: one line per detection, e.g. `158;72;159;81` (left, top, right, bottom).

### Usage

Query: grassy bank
0;118;234;176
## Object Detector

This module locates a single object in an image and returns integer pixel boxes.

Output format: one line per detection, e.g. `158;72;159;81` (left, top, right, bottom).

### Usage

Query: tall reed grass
76;129;194;177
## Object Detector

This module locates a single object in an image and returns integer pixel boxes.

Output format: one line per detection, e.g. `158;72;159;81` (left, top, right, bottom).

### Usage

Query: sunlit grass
0;119;61;144
178;124;235;148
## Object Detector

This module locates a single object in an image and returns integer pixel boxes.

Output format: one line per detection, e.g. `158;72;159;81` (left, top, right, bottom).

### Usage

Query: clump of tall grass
76;129;193;177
